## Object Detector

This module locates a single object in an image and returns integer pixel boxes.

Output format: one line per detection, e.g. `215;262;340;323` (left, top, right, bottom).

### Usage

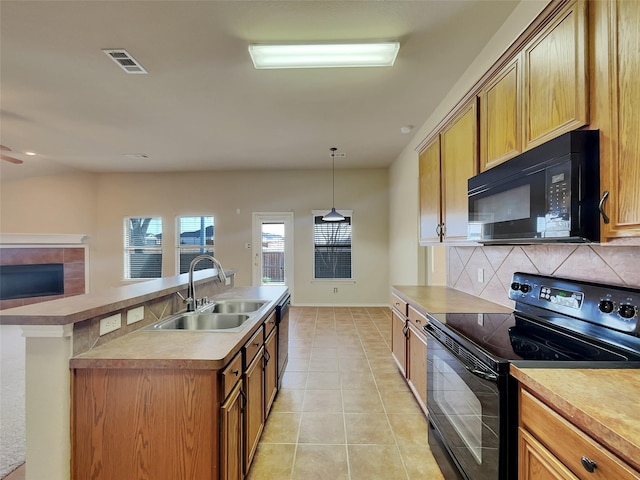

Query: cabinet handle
598;190;610;224
415;318;421;324
253;342;260;347
435;224;441;237
580;456;597;473
402;324;409;338
441;223;446;238
263;349;271;363
232;369;239;376
240;389;247;409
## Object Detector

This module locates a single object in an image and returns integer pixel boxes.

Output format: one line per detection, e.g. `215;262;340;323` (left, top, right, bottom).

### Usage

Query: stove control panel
509;272;640;335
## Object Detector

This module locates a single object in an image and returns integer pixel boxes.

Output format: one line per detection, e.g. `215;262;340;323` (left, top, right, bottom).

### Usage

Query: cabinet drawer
264;310;276;337
244;326;263;367
221;352;243;399
391;293;408;316
520;387;640;480
408;306;427;332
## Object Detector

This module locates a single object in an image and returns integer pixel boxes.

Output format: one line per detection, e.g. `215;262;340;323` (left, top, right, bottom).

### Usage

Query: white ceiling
0;0;520;181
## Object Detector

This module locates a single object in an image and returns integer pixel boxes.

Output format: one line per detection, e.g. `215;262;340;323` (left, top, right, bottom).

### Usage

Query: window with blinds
124;217;162;279
177;216;215;274
313;211;352;279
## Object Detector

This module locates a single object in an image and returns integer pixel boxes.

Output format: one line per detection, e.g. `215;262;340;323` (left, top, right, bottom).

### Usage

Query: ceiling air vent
102;49;148;74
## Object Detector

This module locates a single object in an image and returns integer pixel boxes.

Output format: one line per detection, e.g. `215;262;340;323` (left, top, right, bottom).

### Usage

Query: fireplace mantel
0;233;88;245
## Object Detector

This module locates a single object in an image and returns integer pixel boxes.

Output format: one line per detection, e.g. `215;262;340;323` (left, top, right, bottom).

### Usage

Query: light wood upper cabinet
440;99;478;242
479;55;522;171
418;136;442;243
522;0;588;150
595;0;640;239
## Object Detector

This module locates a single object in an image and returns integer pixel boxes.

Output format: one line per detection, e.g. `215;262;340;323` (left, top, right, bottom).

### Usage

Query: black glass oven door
426;331;501;480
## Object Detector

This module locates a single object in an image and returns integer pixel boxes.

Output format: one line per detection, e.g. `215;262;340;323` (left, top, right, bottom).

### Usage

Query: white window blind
313;211;352;280
124;217;162;279
177;216;214;274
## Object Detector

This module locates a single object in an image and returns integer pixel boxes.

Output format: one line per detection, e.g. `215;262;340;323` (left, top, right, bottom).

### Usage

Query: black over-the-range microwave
467;129;602;244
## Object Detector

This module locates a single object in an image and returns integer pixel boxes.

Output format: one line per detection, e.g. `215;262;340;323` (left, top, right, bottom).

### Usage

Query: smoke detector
102;49;148;74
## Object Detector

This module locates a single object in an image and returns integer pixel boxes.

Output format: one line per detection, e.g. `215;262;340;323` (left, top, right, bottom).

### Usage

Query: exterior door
252;213;294;290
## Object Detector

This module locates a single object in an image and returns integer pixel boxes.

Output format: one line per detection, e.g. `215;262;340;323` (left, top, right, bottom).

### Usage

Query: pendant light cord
331;147;337;208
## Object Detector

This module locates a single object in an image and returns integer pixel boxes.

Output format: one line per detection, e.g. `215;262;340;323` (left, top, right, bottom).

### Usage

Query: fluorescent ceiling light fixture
248;42;400;69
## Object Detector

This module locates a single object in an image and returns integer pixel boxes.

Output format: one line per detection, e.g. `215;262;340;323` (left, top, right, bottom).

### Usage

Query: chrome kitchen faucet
186;254;227;312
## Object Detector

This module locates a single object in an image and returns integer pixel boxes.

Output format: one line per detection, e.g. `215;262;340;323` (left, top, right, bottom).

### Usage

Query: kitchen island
0;269;287;480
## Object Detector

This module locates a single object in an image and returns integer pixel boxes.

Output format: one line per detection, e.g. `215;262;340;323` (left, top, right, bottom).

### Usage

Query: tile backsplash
448;245;640;308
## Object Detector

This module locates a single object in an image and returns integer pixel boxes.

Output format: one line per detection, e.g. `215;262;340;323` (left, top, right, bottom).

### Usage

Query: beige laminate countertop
392;285;512;315
0;268;234;326
511;366;640;471
70;285;288;370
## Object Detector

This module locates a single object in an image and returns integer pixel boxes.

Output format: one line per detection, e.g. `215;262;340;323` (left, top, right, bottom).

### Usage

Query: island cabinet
71;308;283;480
419;98;478;244
71;368;220;480
242;326;265;473
518;386;640;480
220;353;244;480
263;312;278;417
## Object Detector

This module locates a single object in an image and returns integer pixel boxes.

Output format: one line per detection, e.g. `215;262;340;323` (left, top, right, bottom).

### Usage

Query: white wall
388;1;550;286
1;168;389;306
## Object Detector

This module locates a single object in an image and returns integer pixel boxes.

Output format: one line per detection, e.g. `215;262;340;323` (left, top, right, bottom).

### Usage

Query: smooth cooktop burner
427;312;640;366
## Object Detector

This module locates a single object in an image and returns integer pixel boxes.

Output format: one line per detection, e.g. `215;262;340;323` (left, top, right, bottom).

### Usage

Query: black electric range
424;272;640;480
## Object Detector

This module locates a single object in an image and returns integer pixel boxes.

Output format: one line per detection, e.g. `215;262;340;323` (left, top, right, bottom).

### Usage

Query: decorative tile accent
448;245;640;306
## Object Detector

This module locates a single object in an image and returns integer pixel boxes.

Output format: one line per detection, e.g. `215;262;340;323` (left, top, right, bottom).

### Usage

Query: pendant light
322;147;345;222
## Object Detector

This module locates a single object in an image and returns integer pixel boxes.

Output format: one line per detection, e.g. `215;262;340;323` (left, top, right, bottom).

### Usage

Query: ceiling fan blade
0;144;12;152
0;153;24;164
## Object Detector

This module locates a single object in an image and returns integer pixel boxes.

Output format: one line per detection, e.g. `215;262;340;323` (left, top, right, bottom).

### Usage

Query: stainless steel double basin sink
146;300;267;332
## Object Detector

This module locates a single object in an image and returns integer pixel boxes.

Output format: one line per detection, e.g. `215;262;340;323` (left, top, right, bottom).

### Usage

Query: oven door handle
425;324;499;382
463;363;498;382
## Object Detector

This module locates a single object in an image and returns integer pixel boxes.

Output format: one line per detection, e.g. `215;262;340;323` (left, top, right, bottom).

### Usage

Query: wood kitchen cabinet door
71;368;217;480
220;381;244;480
522;0;588;150
264;328;278;417
391;308;407;376
243;347;265;472
519;428;579;480
479;55;522;171
407;322;427;415
419;136;442;243
440;98;478;242
596;0;640;239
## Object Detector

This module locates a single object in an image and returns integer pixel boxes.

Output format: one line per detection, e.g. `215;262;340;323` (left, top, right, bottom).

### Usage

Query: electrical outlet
225;276;231;285
100;314;122;336
333;287;338;293
477;314;484;326
477;268;484;283
127;306;144;325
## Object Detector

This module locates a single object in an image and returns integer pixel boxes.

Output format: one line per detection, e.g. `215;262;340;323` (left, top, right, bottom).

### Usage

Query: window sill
311;280;355;284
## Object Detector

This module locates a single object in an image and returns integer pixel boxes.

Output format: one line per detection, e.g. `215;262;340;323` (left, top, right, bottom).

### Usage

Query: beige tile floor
247;306;444;480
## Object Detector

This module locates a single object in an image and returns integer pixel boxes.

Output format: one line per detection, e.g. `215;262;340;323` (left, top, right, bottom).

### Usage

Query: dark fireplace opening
0;263;65;300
